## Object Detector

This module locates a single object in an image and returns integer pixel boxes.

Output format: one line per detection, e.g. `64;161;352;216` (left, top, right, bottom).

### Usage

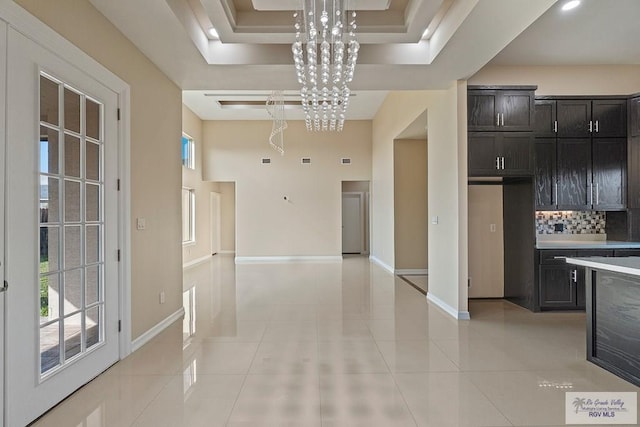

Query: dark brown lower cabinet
537;249;615;311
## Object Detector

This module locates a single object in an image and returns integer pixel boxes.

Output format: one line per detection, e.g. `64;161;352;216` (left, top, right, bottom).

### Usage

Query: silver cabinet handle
0;280;7;293
596;183;599;205
496;156;500;170
554;182;558;206
501;113;504;127
571;269;577;283
589;120;593;132
554;120;558;133
590;182;594;206
553;256;567;260
501;156;505;170
496;113;500;126
595;120;599;133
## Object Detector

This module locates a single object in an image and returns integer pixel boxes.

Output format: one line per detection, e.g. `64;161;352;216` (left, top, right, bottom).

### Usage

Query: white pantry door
5;28;120;426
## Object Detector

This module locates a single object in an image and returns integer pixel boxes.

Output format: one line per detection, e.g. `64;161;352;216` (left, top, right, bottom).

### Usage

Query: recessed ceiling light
208;27;219;38
561;0;580;11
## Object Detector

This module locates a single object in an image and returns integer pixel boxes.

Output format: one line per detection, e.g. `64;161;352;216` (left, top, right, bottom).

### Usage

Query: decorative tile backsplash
536;211;606;234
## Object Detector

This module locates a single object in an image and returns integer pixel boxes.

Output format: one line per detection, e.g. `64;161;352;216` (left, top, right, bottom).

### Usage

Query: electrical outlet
159;291;165;304
490;223;496;232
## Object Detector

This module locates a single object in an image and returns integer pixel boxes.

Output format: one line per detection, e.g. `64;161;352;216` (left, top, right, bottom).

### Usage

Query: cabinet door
557;138;591;209
592;100;627;138
540;265;576;308
534;100;557;137
468;91;498;131
576;266;586;309
534;138;556;209
557;100;591;137
468;132;501;175
592;138;626;210
630;97;640;138
613;249;640;257
501;91;534;131
502;133;533;175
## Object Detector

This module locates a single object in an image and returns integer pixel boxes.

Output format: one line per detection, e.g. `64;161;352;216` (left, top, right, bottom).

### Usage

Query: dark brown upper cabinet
468;87;535;132
628;95;640;137
468;132;533;176
534;100;557;137
539;99;626;138
592;100;627;137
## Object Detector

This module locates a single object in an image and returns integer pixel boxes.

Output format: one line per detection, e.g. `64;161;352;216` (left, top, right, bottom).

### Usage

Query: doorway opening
341;181;370;255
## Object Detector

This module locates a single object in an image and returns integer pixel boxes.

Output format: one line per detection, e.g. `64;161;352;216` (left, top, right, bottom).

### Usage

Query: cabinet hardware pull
590;182;594;206
553;256;567;260
554;182;558;206
496;113;500;127
501;113;504;127
595;120;599;133
0;280;7;293
572;269;578;283
496;156;500;170
589;121;593;133
554;120;558;133
596;183;599;205
501;156;505;170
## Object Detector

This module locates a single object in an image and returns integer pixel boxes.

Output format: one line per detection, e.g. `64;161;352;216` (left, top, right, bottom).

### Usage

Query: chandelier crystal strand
293;0;358;131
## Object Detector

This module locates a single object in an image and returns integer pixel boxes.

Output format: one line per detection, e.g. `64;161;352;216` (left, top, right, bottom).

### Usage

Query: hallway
33;255;639;426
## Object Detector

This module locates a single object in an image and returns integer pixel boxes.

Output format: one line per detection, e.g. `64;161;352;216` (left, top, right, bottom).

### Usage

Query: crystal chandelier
292;0;359;131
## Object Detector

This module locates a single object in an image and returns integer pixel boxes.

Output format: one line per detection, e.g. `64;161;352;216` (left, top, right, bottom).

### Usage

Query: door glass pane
41;177;60;223
85;265;100;306
85;99;100;140
40;226;60;272
63;269;82;313
38;73;106;378
86;141;100;181
40;321;61;374
64;87;81;133
64;180;81;222
64;226;82;269
85;306;101;350
40;76;59;126
64;312;83;361
86;184;100;222
40;126;59;174
64;134;81;178
40;274;60;325
86;225;100;264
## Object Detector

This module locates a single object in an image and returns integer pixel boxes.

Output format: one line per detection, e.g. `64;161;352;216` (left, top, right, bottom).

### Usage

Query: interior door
210;192;221;255
0;18;7;424
342;193;363;254
5;28;120;426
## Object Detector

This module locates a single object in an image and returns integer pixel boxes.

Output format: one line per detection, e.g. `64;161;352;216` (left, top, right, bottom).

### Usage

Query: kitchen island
565;256;640;387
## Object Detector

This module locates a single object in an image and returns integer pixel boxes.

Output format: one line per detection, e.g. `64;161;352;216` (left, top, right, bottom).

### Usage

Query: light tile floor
33;255;639;426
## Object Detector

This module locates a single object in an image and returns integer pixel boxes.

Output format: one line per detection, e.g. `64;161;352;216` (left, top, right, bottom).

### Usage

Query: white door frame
210;192;221;255
342;191;366;254
0;2;132;423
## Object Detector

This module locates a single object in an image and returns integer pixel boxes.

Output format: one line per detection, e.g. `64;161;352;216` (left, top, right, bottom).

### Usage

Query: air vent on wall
341;158;352;165
301;158;311;165
261;158;271;164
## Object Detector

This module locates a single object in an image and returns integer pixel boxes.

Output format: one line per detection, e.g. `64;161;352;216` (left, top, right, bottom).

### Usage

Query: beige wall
17;0;183;340
203;121;372;257
470;65;640;95
468;185;504;298
372;84;468;316
342;181;370;192
394;139;428;270
182;105;221;264
218;182;236;252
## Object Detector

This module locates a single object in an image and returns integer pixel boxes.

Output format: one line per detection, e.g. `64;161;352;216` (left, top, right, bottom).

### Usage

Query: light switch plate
136;217;146;230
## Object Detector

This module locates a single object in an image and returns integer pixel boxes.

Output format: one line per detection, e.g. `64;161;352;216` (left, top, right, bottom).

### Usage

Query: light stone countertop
565;256;640;277
536;240;640;250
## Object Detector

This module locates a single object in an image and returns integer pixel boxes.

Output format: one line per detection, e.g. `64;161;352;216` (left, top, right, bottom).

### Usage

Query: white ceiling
86;0;640;121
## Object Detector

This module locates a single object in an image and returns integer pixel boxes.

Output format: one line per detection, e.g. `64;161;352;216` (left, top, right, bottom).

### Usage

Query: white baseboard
182;255;211;269
369;255;394;274
131;307;185;353
395;269;428;275
426;292;471;320
235;256;343;264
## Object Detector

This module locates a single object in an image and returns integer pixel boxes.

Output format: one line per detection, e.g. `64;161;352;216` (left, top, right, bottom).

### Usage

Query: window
181;133;195;169
182;188;195;244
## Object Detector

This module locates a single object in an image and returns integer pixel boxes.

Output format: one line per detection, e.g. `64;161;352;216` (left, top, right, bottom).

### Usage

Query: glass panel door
5;27;120;427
